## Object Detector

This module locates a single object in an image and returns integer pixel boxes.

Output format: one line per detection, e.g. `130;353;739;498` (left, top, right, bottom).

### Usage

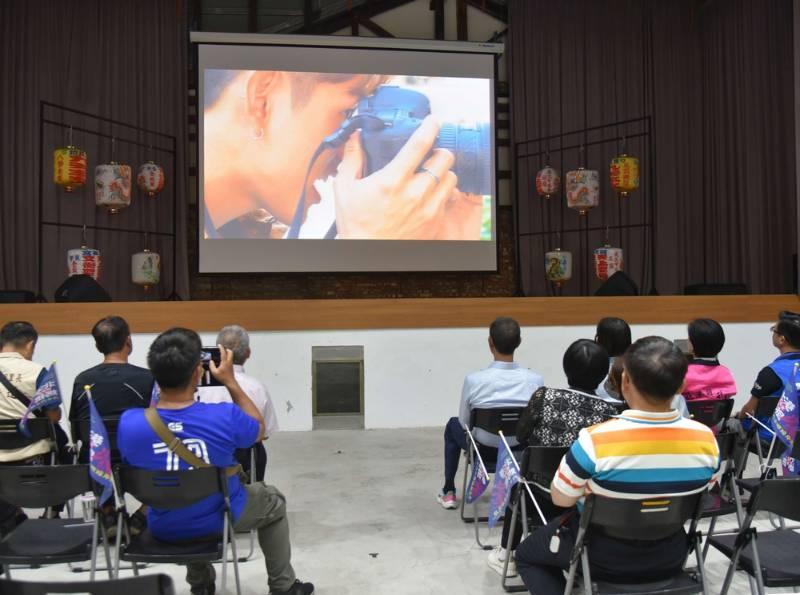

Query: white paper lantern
132;248;160;289
67;246;101;280
566;167;600;215
545;248;572;287
95;162;132;214
594;244;624;281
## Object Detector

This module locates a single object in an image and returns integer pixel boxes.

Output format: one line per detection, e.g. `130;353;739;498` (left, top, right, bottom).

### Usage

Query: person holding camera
203;70;484;241
117;328;313;595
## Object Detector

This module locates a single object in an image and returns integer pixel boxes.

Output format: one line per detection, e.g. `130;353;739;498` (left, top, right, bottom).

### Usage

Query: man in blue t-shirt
117;328;313;595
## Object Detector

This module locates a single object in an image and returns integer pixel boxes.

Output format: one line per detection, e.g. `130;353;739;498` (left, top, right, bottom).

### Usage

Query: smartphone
199;347;223;387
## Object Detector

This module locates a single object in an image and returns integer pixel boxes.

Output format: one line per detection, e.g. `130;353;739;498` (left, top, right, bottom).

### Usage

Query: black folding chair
686;399;734;430
739;397;784;478
501;445;568;593
708;477;800;594
0;419;57;464
113;465;241;595
700;432;746;561
460;407;525;543
564;492;708;595
0;465;109;581
0;574;174;595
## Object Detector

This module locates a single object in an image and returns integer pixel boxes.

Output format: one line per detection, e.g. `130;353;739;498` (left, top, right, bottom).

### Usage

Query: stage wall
3;296;797;432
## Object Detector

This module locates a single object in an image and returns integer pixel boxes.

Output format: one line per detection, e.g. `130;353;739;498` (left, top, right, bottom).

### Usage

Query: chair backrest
470;407;524;435
0;465;92;508
686;399;734;427
71;417;122;450
715;431;738;467
0;574;175;595
582;491;706;541
520;445;569;484
115;465;226;510
754;396;781;418
747;477;800;523
0;418;55;450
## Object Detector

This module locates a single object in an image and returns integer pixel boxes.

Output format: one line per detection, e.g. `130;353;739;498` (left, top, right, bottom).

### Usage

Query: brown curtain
509;0;796;296
0;0;190;301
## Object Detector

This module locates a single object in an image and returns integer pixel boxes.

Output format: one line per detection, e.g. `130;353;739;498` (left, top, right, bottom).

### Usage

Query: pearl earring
252;128;263;139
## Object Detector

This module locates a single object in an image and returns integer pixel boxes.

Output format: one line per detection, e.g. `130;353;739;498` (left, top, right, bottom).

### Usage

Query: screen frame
192;33;503;276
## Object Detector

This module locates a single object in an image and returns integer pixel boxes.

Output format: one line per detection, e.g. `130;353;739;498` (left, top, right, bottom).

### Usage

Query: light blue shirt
458;361;544;447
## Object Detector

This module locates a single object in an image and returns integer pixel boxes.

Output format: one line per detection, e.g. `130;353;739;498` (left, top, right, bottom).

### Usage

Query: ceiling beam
456;0;468;40
464;0;507;23
247;0;257;32
358;16;395;37
432;0;445;40
299;0;415;34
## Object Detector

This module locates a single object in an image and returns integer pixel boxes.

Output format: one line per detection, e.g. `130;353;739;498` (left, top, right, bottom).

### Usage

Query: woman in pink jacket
683;318;737;401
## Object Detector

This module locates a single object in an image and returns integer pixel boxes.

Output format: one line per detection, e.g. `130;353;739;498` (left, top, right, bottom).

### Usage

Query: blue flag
772;363;800;476
149;382;160;407
88;395;114;505
19;363;62;437
488;438;520;528
466;454;490;504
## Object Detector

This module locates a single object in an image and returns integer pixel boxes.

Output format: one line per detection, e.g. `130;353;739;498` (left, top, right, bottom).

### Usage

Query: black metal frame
513;116;656;297
38;101;180;301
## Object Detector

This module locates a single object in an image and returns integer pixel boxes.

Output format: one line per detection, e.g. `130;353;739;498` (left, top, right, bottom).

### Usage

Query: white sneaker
436;491;458;509
487;545;517;577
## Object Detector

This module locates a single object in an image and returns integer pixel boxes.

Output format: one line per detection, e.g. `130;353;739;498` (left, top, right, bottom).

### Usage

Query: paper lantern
67;246;101;280
594;244;624;281
132;248;160;290
545;248;572;287
610;154;640;197
53;146;87;192
95;163;132;214
566;167;600;215
137;161;165;197
535;165;560;199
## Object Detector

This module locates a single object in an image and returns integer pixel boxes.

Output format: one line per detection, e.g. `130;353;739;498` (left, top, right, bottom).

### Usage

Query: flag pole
498;430;547;525
463;422;489;478
85;385;122;510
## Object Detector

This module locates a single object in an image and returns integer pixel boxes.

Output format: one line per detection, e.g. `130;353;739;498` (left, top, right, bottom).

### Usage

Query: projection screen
195;34;500;273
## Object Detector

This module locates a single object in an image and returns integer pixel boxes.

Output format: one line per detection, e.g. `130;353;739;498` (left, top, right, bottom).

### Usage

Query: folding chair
0;419;57;464
460;407;525;525
738;397;783;480
70;418;122;464
700;432;746;561
113;465;241;595
501;445;568;593
0;574;174;595
229;444;257;563
686;399;734;430
0;465;110;581
564;492;708;595
707;477;800;594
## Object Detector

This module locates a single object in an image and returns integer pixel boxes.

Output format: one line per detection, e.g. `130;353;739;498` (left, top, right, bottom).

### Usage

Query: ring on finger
419;167;440;184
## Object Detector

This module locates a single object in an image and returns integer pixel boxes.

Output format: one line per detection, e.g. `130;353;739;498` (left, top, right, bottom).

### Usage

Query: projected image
203;70;493;241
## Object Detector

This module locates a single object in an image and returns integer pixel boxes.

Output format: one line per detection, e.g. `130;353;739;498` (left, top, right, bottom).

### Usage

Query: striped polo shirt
553;409;719;500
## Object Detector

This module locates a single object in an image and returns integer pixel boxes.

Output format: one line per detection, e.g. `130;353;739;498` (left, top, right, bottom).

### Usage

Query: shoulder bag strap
0;370;32;407
144;408;240;477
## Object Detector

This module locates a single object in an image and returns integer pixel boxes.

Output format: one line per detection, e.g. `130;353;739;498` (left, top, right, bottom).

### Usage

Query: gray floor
9;427;798;594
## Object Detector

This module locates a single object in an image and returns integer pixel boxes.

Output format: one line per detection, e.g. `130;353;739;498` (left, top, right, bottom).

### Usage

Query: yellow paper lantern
53;146;87;192
610;154;640;197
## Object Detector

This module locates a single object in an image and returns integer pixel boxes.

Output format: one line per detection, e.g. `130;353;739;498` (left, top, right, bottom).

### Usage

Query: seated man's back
70;363;153;420
118;401;257;541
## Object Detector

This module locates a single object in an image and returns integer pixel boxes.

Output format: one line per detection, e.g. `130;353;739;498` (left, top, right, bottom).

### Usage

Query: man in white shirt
197;325;278;481
437;317;544;510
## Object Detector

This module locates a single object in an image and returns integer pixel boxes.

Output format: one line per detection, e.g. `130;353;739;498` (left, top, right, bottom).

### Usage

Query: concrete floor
8;427;799;594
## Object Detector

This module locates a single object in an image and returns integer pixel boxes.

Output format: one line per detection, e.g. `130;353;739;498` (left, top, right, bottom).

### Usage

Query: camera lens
435;122;491;196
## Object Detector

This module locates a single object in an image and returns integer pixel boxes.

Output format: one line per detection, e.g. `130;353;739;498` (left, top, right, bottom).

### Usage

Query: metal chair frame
564;493;708;595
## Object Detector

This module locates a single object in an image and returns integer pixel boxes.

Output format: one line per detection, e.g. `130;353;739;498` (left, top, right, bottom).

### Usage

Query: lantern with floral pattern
132;248;160;290
566;167;600;215
95;163;132;214
545;248;572;287
137;161;166;197
535;165;560;200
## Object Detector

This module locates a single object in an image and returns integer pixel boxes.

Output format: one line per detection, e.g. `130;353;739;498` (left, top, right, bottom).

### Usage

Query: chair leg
229;519;242;595
221;515;229;594
564;558;578;595
750;536;766;595
90;511;99;581
719;537;745;595
114;514;124;580
473;498;492;550
460;447;472;522
581;550;592;595
693;532;708;595
3;564;11;579
702;516;718;561
502;494;520;592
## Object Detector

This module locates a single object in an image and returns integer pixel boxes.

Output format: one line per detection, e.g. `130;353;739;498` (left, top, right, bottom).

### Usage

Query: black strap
0;370;31;407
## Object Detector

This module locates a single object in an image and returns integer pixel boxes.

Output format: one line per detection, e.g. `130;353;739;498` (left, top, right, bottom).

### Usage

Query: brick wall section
188;206;517;299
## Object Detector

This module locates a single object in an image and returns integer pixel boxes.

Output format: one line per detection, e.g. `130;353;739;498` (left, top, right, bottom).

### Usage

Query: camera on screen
356;86;492;196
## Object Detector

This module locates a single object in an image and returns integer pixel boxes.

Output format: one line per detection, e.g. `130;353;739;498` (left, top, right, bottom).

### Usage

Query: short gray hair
216;325;250;365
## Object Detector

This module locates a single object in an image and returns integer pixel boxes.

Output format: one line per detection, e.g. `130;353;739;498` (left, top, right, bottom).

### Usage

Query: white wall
36;321;774;433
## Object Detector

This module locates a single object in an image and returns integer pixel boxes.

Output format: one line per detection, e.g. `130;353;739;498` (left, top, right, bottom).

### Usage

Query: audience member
682;318;737;402
594;317;631;403
198;325;278;482
0;321;70;519
610;353;690;418
514;337;719;595
117;328;313;595
487;339;617;576
736;311;800;441
437;317;544;510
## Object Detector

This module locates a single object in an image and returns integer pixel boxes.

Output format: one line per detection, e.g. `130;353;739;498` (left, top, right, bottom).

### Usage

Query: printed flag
88;388;114;505
464;430;490;505
18;363;62;437
149;382;160;407
772;363;800;476
488;435;520;528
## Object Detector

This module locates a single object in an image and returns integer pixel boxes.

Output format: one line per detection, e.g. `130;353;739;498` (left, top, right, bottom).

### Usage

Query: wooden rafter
299;0;416;34
464;0;507;23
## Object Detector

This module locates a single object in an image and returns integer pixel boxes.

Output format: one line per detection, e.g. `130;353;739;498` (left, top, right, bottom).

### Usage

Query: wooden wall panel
0;295;798;335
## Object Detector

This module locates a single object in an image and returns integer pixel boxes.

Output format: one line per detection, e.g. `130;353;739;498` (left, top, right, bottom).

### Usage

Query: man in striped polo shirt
515;336;719;595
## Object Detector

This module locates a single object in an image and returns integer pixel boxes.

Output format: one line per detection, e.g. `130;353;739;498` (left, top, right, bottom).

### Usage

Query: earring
252;128;263;139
